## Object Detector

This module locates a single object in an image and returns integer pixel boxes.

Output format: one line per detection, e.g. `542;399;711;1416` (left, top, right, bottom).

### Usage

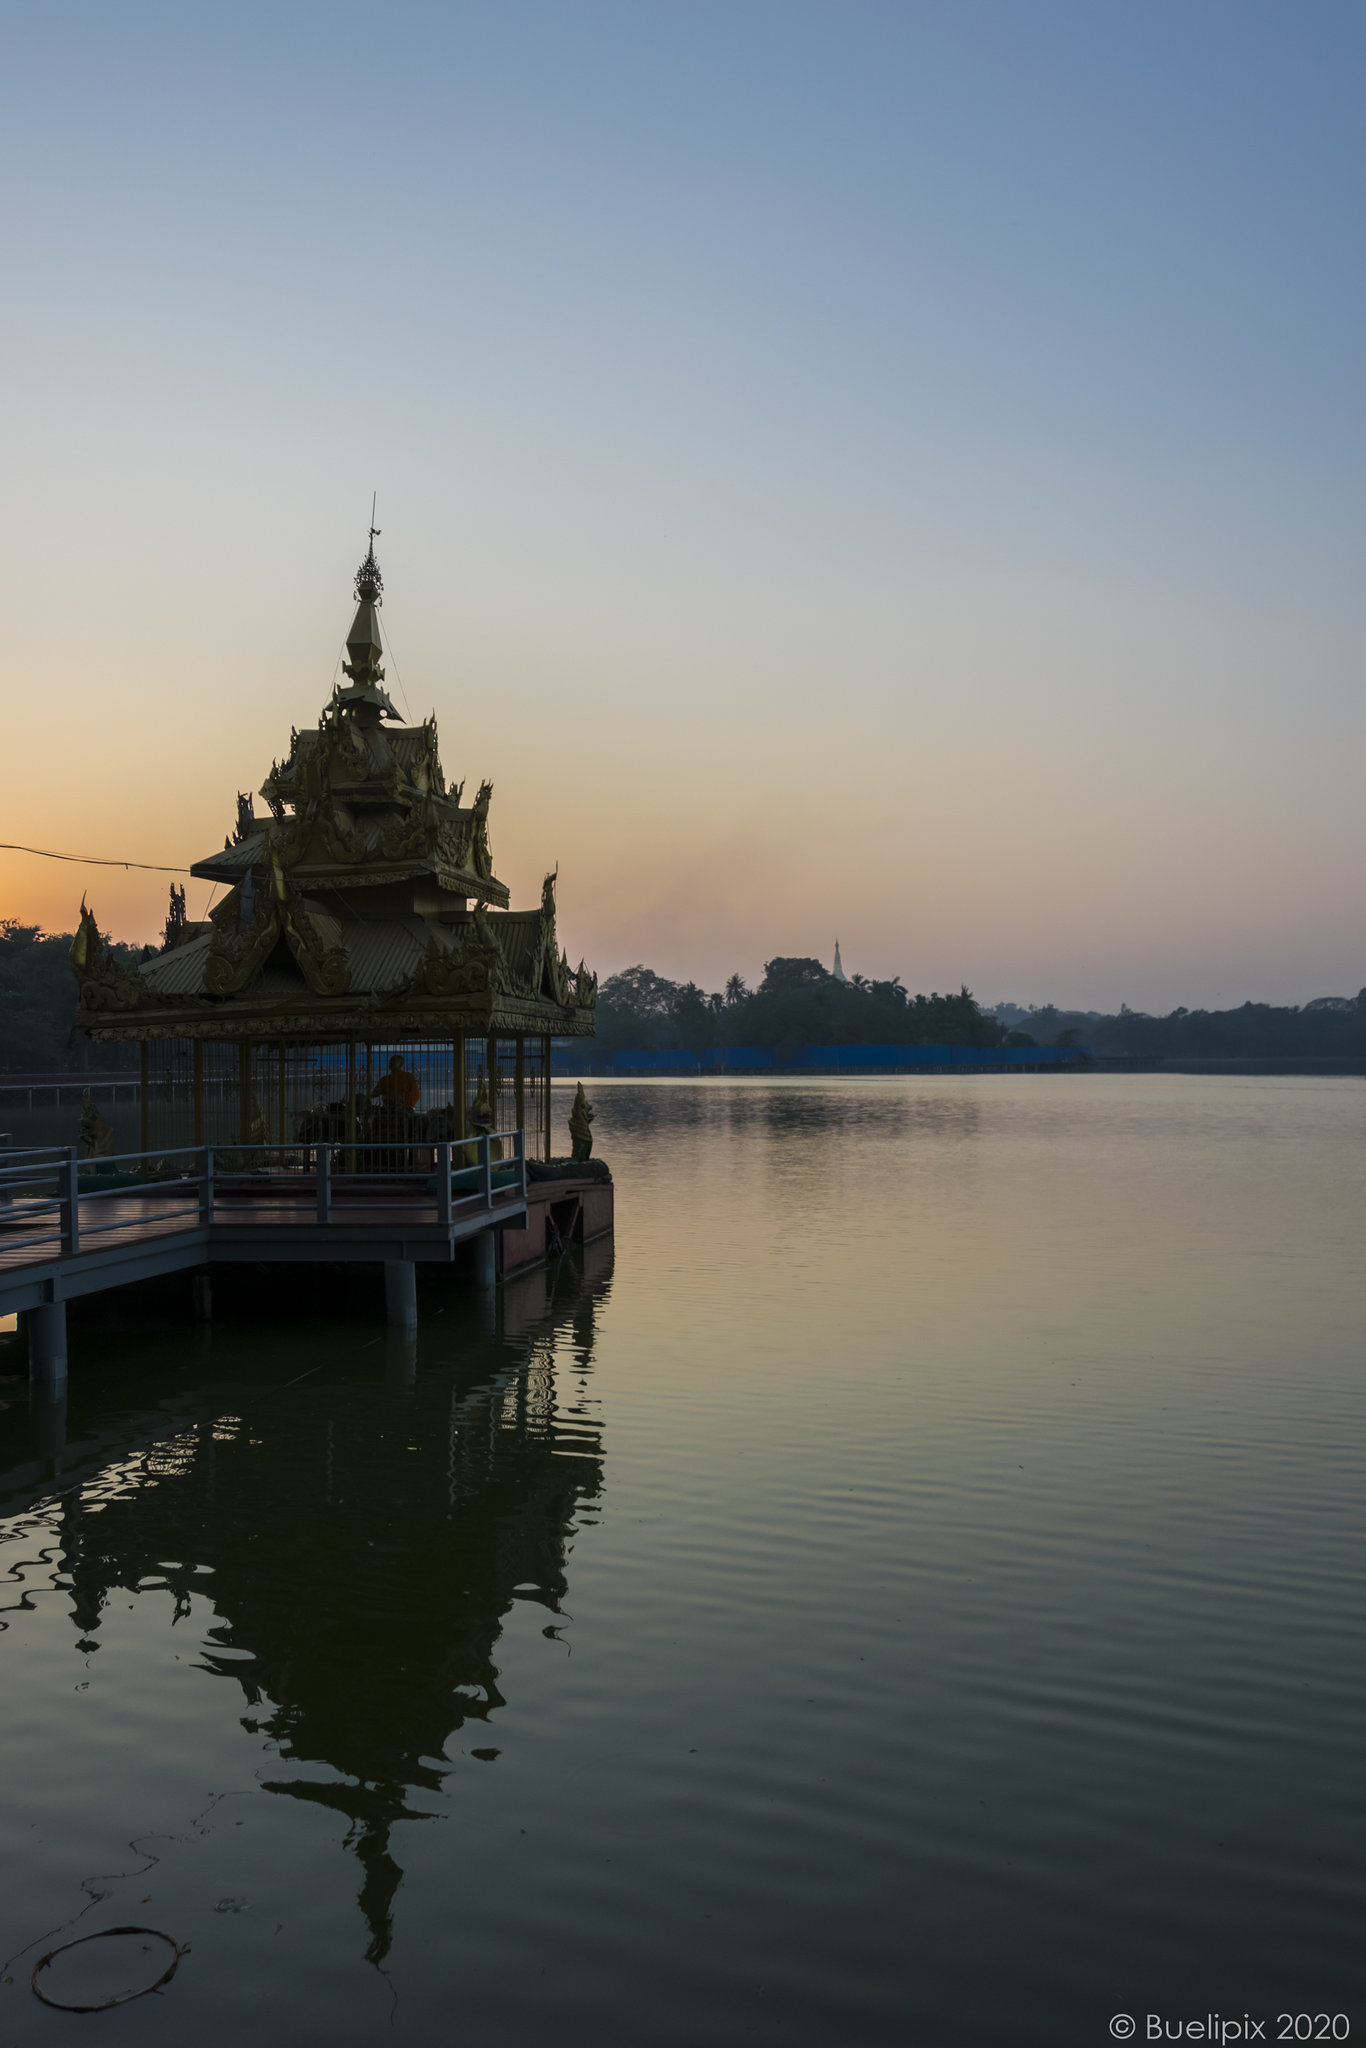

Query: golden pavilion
69;538;597;1159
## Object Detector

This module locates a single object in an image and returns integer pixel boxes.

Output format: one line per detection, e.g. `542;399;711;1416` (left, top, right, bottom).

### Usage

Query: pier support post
28;1302;68;1385
473;1230;496;1290
384;1259;418;1331
192;1273;213;1322
30;1378;67;1466
385;1327;417;1388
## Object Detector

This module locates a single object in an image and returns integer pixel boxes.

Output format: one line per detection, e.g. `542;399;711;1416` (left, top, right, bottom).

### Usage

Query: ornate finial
340;502;398;716
355;494;383;603
355;548;382;605
162;882;187;952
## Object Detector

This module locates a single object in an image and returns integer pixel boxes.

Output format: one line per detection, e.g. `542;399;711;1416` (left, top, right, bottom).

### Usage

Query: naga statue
78;1089;116;1161
568;1083;595;1163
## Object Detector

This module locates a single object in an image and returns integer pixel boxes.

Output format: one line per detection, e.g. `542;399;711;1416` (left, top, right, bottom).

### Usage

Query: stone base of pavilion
500;1170;614;1276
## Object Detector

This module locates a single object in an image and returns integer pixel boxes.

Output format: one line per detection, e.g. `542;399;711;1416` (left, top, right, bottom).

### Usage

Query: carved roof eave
190;853;255;883
304;865;510;905
75;995;598;1044
189;854;509;908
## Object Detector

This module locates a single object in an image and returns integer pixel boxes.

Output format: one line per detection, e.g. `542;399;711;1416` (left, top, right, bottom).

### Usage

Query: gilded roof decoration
71;541;597;1043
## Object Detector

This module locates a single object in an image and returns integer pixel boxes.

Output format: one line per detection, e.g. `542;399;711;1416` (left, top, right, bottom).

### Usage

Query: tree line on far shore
593;961;1366;1061
1027;995;1366;1061
3;918;1364;1071
594;959;1009;1061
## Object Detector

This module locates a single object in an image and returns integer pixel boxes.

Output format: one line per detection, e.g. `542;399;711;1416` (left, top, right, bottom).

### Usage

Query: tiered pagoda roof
72;541;598;1043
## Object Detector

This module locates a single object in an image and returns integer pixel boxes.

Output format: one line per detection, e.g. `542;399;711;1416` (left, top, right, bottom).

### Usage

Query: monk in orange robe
371;1054;420;1111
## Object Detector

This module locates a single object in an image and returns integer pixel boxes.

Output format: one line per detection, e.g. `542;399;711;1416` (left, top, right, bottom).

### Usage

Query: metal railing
0;1077;141;1107
0;1131;527;1266
0;1145;205;1258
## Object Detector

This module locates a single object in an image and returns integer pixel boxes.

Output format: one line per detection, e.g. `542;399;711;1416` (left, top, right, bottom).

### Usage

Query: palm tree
724;973;749;1006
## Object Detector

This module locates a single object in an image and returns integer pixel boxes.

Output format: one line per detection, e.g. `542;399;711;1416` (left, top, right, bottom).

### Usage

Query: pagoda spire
338;511;400;721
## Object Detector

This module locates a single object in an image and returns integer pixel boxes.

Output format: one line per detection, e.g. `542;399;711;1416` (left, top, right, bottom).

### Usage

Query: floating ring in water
31;1926;183;2012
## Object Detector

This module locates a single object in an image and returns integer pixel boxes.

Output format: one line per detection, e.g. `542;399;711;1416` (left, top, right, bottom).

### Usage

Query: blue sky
5;1;1365;1007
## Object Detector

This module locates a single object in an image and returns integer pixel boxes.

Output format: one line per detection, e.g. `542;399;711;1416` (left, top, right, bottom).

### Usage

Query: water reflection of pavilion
24;1246;610;1964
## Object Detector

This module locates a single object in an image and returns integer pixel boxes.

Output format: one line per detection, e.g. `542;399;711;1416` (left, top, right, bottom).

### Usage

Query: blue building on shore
552;1044;1084;1077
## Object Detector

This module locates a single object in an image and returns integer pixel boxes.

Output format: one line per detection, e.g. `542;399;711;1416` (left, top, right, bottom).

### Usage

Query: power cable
377;614;414;723
0;844;189;874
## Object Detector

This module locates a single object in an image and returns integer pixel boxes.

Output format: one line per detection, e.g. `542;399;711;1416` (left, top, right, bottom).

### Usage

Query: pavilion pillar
238;1041;252;1144
277;1042;287;1144
514;1037;526;1143
454;1036;466;1140
192;1040;204;1146
486;1033;499;1129
543;1034;552;1160
139;1042;149;1158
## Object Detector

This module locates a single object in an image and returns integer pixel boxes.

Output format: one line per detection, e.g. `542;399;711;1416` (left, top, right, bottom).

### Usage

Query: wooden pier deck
0;1135;540;1321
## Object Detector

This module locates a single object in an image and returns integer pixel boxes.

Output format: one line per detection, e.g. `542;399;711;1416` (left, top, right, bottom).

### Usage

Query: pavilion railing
0;1131;528;1266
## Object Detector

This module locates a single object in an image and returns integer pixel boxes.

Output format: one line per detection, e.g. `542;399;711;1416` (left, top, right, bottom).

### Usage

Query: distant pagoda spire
832;939;849;984
337;506;400;721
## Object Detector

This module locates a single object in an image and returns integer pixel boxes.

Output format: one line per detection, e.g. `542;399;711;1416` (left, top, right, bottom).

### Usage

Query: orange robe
372;1069;420;1110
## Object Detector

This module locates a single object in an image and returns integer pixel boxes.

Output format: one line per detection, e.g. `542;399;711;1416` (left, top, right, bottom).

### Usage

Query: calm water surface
1;1076;1364;2045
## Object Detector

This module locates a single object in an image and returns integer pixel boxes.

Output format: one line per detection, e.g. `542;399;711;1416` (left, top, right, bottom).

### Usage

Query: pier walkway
0;1133;545;1379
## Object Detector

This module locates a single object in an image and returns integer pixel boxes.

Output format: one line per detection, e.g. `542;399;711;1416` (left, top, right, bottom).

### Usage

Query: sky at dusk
4;0;1365;1012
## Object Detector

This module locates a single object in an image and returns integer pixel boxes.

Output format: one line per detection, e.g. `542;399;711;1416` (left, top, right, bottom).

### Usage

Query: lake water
1;1075;1364;2045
